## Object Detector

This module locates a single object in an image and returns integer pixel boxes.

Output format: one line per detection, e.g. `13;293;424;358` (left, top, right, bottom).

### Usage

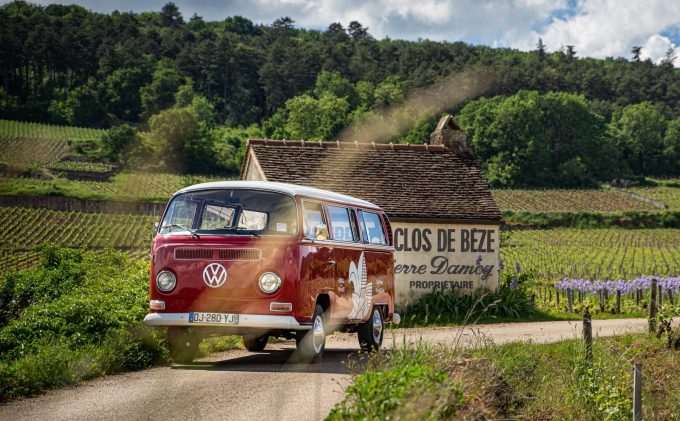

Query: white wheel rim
372;309;383;344
312;314;325;354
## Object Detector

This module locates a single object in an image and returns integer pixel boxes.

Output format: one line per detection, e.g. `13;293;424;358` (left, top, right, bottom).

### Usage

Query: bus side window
359;211;387;245
328;205;359;242
302;202;326;239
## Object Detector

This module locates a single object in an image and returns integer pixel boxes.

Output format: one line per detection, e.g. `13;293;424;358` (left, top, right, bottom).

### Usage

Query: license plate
189;312;239;325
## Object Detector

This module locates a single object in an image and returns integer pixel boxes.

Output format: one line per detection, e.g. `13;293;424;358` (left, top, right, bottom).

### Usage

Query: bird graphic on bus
347;252;372;320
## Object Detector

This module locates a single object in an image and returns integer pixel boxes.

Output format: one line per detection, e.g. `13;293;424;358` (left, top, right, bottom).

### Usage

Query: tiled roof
242;139;501;222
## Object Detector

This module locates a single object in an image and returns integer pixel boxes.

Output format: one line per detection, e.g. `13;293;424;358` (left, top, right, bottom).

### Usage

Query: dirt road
0;318;651;421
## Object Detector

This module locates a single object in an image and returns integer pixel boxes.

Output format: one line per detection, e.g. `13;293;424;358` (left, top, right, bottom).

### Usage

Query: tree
662;118;680;173
272;16;294;31
146;107;200;171
609;102;666;175
105;68;147;121
355;81;375;110
457;91;611;187
536;38;546;61
348;21;370;39
631;46;642;62
325;22;345;35
49;84;105;126
101;124;138;164
160;2;183;27
283;94;350;140
373;76;405;108
140;59;183;117
313;71;358;107
174;78;196;107
189;95;216;128
661;47;676;68
223;16;258;35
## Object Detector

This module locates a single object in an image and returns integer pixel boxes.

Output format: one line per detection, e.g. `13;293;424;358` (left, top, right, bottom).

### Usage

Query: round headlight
156;271;176;292
259;272;282;294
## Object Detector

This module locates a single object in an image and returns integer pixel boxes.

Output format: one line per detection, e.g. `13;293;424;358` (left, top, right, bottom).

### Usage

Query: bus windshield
160;189;298;236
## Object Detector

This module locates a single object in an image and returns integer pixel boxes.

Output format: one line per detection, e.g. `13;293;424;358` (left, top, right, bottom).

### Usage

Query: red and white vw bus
144;181;399;362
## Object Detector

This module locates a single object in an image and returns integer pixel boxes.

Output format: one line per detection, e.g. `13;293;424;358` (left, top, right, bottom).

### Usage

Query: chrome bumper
143;313;312;330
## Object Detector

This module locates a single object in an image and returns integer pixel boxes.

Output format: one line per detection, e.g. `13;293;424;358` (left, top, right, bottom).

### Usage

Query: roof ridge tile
248;138;449;152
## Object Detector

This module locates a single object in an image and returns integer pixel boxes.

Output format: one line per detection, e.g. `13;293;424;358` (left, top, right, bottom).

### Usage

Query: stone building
241;115;502;305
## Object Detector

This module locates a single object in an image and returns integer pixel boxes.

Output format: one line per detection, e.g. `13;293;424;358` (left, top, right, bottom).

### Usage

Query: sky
12;0;680;65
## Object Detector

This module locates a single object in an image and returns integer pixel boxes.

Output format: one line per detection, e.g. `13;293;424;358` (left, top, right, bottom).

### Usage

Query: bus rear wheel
243;335;269;352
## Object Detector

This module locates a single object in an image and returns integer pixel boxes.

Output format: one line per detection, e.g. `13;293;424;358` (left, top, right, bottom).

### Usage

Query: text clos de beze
393;228;495;253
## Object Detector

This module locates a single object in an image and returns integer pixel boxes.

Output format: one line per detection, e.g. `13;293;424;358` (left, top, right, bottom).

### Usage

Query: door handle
327;259;336;265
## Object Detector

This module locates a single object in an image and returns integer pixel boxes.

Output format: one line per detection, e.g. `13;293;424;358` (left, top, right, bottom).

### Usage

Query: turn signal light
269;302;292;312
150;300;166;310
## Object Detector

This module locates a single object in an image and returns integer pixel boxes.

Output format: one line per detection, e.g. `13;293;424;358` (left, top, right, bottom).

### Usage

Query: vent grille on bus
174;248;262;261
175;249;213;260
218;249;261;261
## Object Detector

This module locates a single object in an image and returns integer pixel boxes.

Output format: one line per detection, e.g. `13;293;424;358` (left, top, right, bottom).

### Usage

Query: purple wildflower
510;275;519;290
499;260;505;270
515;261;522;273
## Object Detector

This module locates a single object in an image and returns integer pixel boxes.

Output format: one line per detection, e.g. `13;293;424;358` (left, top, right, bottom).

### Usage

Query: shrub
328;363;462;420
400;266;536;326
0;246;167;402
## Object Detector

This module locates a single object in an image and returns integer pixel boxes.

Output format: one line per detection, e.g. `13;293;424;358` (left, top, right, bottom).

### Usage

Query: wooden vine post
567;288;573;313
649;278;657;333
583;308;593;363
633;364;642;421
616;289;621;314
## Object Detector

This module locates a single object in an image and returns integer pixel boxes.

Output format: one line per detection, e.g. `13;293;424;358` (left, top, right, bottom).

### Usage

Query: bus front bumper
143;312;312;330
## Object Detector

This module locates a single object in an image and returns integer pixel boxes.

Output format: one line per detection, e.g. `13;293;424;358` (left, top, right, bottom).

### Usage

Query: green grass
328;346;466;420
332;332;680;419
199;336;243;356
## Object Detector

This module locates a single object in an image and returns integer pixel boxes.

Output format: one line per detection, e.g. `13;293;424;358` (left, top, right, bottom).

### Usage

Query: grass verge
330;332;680;419
0;245;240;402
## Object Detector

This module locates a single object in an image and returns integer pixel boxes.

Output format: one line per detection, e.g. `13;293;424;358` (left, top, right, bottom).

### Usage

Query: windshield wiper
222;227;260;237
160;224;200;239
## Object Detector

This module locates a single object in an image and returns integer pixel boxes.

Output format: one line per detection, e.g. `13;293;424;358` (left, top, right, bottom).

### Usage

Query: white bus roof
175;181;381;209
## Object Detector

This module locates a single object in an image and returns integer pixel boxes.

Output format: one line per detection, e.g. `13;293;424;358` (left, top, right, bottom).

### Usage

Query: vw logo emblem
203;263;227;288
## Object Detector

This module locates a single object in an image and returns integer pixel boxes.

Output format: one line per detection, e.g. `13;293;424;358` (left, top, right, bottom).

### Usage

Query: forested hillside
1;1;680;185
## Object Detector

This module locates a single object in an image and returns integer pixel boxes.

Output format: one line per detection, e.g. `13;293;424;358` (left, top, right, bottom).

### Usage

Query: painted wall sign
391;222;500;305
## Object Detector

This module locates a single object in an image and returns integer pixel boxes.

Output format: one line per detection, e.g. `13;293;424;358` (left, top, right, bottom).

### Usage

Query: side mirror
314;224;329;241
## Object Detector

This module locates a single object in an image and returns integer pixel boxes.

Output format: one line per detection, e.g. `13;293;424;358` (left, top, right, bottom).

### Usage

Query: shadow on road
172;348;364;375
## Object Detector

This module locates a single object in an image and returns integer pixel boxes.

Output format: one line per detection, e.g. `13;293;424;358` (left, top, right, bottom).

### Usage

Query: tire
358;307;384;352
167;328;200;364
243;335;269;352
295;304;326;362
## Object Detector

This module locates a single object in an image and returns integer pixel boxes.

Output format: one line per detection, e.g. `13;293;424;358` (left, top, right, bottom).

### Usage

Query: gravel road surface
0;318;651;421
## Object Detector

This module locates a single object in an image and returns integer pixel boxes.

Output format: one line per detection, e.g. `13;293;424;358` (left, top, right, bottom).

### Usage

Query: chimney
429;115;470;154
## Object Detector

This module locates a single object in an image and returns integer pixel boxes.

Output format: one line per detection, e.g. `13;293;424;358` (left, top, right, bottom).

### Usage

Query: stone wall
0;194;164;216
